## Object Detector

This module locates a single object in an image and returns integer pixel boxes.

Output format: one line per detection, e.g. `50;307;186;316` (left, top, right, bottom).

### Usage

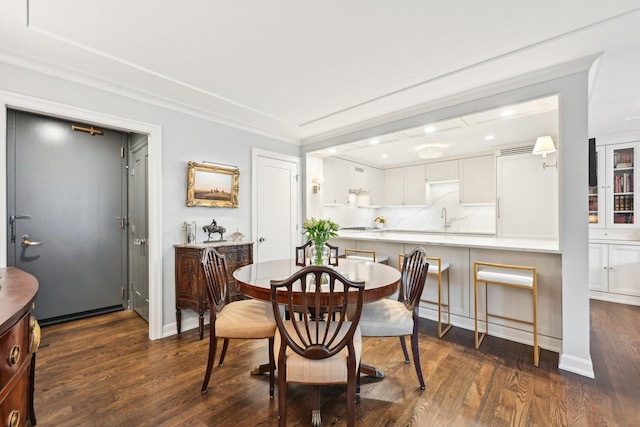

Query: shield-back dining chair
270;265;365;427
200;247;277;397
355;247;429;389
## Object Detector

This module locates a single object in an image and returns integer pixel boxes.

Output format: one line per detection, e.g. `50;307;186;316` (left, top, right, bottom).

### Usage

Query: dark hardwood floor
33;299;639;426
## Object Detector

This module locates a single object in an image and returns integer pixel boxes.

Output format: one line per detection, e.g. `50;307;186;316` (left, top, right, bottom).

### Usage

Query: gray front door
7;110;127;324
129;138;149;321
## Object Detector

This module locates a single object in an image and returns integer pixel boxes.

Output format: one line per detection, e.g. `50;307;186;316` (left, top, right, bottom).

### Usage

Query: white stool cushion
428;262;449;274
216;299;276;339
274;321;362;384
346;255;389;263
354;299;413;337
476;266;534;287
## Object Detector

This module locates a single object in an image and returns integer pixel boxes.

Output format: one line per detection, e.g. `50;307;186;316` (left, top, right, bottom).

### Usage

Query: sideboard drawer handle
8;345;20;366
8;410;20;427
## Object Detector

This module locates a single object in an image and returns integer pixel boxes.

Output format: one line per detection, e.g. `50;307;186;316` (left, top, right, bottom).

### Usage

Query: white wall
0;61;300;336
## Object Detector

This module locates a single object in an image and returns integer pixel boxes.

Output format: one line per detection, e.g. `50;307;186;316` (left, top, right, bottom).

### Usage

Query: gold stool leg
437;269;452;338
533;280;539;367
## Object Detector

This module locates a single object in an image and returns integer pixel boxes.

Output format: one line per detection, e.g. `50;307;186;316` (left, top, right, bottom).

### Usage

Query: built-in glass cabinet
590;142;638;229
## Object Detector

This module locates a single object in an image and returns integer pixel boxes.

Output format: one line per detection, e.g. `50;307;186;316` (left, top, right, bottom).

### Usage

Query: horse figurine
203;219;226;242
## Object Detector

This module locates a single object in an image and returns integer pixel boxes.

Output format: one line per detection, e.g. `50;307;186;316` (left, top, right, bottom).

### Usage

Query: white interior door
253;151;300;263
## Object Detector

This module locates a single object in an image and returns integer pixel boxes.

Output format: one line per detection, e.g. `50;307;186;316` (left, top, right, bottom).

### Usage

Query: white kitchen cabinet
588;243;608;292
496;150;558;240
384;165;426;206
384;167;404;206
589;242;640;299
348;161;368;192
426;160;458;183
368;167;384;206
608;244;640;296
322;157;349;205
459;155;496;204
404;164;427;205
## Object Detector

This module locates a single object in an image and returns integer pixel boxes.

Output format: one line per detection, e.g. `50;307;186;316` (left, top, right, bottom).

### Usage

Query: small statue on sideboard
203;219;226;242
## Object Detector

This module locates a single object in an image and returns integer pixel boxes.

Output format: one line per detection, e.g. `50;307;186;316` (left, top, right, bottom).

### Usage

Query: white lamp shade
532;136;556;155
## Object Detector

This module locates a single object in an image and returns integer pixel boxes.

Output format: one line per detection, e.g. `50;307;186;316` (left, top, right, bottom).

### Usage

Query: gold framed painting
186;161;239;208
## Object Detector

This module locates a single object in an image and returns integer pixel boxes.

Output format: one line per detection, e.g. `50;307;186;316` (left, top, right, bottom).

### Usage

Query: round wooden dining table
233;257;401;378
233;257;401;304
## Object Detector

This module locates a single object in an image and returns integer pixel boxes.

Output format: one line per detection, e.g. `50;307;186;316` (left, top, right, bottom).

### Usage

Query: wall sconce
312;174;324;193
532;136;557;170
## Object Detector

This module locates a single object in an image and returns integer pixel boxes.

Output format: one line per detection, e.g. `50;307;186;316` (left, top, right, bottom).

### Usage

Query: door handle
22;234;43;247
259;237;266;243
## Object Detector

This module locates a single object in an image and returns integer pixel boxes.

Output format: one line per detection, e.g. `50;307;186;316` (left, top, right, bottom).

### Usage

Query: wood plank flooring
33;299;639;426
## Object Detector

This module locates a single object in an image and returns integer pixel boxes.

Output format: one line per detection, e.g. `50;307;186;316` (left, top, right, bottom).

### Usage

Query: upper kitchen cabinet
425;160;458;183
368;167;384;206
348;161;368;192
496;149;558;240
459;155;496;204
322;157;349;205
384;164;426;206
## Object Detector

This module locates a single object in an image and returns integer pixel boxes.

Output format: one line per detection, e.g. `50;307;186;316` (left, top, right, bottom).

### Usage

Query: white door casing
252;149;300;263
0;90;163;340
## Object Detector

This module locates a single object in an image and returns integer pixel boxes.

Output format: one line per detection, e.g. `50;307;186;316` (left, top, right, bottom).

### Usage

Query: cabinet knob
8;410;20;427
8;345;20;366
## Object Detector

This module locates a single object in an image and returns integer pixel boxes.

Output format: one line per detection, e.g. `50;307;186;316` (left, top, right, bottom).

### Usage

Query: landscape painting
186;161;239;208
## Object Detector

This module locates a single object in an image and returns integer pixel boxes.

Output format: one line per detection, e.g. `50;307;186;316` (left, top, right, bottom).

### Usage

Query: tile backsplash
323;182;496;234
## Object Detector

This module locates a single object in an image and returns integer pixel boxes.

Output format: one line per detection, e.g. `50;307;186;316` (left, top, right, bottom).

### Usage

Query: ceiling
1;1;640;150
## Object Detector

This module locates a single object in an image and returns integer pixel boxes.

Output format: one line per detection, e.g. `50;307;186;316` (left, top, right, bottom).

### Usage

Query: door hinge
120;287;125;299
120;146;125;158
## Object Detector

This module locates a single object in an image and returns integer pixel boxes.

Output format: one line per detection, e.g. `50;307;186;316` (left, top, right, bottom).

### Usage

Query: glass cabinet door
589;147;603;227
606;143;637;227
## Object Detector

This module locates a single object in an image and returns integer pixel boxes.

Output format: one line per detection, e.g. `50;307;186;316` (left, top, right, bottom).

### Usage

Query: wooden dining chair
200;247;277;396
295;240;339;266
355;247;429;389
270;265;365;427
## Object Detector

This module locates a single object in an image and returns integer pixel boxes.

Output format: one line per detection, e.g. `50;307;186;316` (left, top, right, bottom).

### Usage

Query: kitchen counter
336;230;560;254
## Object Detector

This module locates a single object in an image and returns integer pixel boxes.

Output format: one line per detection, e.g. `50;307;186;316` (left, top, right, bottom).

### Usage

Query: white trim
589;291;640;307
251;148;302;262
0;90;164;340
558;353;595;378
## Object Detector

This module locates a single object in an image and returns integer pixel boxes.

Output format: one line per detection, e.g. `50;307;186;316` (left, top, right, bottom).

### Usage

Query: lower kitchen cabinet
589;242;640;303
174;242;253;339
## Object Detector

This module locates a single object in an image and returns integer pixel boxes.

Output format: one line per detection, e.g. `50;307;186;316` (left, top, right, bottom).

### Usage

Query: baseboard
589;291;640;307
559;353;595;378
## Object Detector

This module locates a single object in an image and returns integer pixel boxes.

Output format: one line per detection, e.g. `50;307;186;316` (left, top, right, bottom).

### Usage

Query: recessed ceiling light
485;135;494;140
501;110;514;117
370;138;379;145
381;154;388;158
328;148;337;154
424;126;436;133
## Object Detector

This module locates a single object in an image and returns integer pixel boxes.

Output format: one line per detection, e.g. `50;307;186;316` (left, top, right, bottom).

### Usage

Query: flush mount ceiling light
416;143;446;160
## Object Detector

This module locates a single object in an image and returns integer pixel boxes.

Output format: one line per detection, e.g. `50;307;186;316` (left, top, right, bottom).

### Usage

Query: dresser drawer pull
8;345;20;366
8;410;20;427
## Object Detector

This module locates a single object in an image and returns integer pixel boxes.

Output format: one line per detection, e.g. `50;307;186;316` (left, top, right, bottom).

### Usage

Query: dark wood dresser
0;268;39;427
174;242;253;340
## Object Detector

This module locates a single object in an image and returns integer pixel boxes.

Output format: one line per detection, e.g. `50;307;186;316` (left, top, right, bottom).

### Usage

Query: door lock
9;214;32;243
22;234;43;247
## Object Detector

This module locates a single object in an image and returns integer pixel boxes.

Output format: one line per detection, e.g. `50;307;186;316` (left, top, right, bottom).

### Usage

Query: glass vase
310;240;330;265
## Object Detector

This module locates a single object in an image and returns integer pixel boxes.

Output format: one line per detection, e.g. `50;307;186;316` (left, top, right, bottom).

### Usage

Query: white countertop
336;231;560;254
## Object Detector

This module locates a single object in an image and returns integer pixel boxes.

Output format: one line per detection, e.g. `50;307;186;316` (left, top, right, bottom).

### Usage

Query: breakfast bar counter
329;230;563;353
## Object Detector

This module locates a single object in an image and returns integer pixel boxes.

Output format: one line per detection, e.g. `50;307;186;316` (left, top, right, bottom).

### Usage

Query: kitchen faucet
441;207;451;229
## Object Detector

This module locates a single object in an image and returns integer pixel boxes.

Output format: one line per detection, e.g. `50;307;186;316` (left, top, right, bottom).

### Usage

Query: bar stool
344;248;389;264
473;261;539;367
398;253;452;338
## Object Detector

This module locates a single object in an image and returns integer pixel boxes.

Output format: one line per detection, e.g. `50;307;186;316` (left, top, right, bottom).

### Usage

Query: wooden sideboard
174;242;253;340
0;268;39;427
